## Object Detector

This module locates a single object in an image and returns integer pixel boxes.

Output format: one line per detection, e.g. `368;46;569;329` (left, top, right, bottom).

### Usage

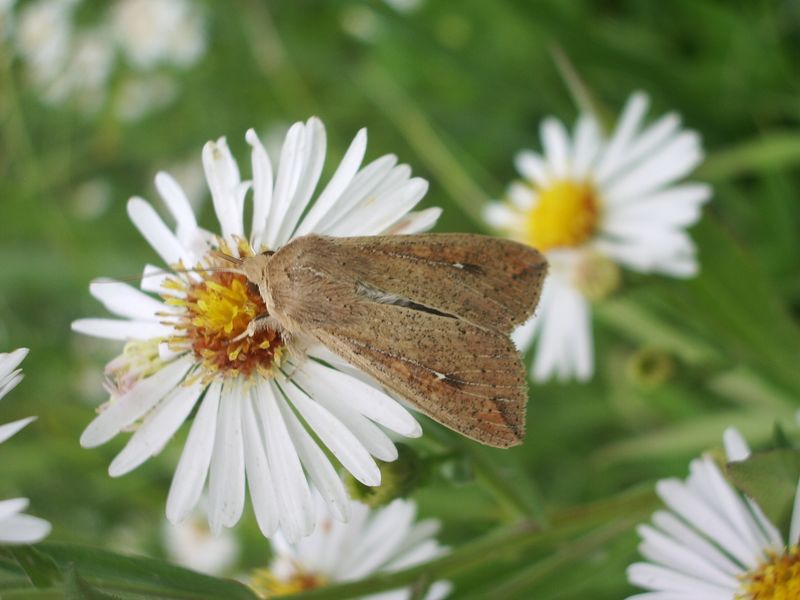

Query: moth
229;234;547;448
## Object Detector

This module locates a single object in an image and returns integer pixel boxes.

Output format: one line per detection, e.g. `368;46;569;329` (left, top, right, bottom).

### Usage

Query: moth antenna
211;250;244;265
91;265;247;285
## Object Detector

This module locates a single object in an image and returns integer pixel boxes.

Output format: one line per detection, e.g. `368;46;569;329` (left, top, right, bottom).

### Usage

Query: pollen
167;254;283;380
248;566;327;598
738;546;800;600
524;180;599;252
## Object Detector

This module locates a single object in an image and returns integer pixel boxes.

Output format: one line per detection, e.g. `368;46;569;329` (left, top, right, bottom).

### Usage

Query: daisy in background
627;427;800;599
0;348;51;544
9;0;206;119
73;118;440;542
485;92;711;382
248;491;450;599
162;506;239;576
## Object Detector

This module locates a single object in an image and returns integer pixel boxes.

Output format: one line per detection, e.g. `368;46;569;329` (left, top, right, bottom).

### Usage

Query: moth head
239;251;273;286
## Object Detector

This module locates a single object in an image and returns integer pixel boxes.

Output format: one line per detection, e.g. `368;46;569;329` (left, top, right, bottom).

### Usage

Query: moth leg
231;312;281;342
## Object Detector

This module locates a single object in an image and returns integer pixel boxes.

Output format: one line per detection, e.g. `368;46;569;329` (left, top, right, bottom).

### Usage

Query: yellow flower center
525;180;599;252
165;248;283;380
738;547;800;600
248;567;327;598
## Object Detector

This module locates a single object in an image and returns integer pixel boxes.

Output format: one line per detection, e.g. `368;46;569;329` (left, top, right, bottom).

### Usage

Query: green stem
467;445;549;527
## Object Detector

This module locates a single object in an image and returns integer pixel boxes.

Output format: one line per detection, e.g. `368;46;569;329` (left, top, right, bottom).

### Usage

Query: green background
2;0;800;598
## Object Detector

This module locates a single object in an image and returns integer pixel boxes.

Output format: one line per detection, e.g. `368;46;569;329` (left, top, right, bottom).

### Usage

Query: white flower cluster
8;0;206;119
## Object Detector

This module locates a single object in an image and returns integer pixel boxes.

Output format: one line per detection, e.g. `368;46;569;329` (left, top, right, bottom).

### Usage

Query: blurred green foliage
1;0;800;598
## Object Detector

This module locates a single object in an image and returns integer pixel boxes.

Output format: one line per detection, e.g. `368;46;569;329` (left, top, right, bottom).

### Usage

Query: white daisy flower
485;92;711;382
73;118;440;542
249;491;450;599
162;506;239;576
627;427;800;599
0;348;51;545
110;0;206;70
9;0;205;118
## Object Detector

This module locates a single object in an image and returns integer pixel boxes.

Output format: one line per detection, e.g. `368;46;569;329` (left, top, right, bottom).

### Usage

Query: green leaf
8;547;60;589
698;132;800;180
727;449;800;529
677;219;800;394
773;423;795;450
598;407;798;463
64;564;121;600
36;544;258;600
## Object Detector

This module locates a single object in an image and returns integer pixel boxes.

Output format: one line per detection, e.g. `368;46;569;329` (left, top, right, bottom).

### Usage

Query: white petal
540;118;571;179
599;113;682;185
722;427;750;462
0;512;51;545
295;361;421;437
532;276;593;382
155;171;198;243
0;370;23;401
790;477;800;544
656;479;760;568
202;137;243;241
127;197;191;266
315;392;398;462
0;417;36;444
329;177;428;236
166;380;222;523
281;379;380;486
296;128;367;237
81;357;192;448
595;91;649;181
603;132;703;201
0;498;29;522
256;382;313;542
626;563;733;598
571;115;602;180
690;458;765;558
89;281;165;320
514;150;550;189
108;380;203;477
208;381;246;533
651;511;742;577
266;122;306;248
241;393;280;537
141;264;184;295
0;348;28;381
511;314;538;352
71;318;173;341
507;181;535;211
246;129;274;250
637;524;739;588
483;202;517;230
312;155;398;232
274;117;327;245
342;500;416;579
383;207;442;235
280;399;350;523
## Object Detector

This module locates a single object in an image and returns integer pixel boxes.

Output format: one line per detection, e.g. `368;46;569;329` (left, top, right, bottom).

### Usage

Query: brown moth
231;233;546;449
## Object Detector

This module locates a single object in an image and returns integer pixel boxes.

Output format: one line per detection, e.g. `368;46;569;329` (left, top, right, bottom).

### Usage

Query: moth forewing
243;234;547;448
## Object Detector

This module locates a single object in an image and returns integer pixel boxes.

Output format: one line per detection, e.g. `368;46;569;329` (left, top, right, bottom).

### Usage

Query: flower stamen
524;180;599;252
166;250;283;380
738;546;800;599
